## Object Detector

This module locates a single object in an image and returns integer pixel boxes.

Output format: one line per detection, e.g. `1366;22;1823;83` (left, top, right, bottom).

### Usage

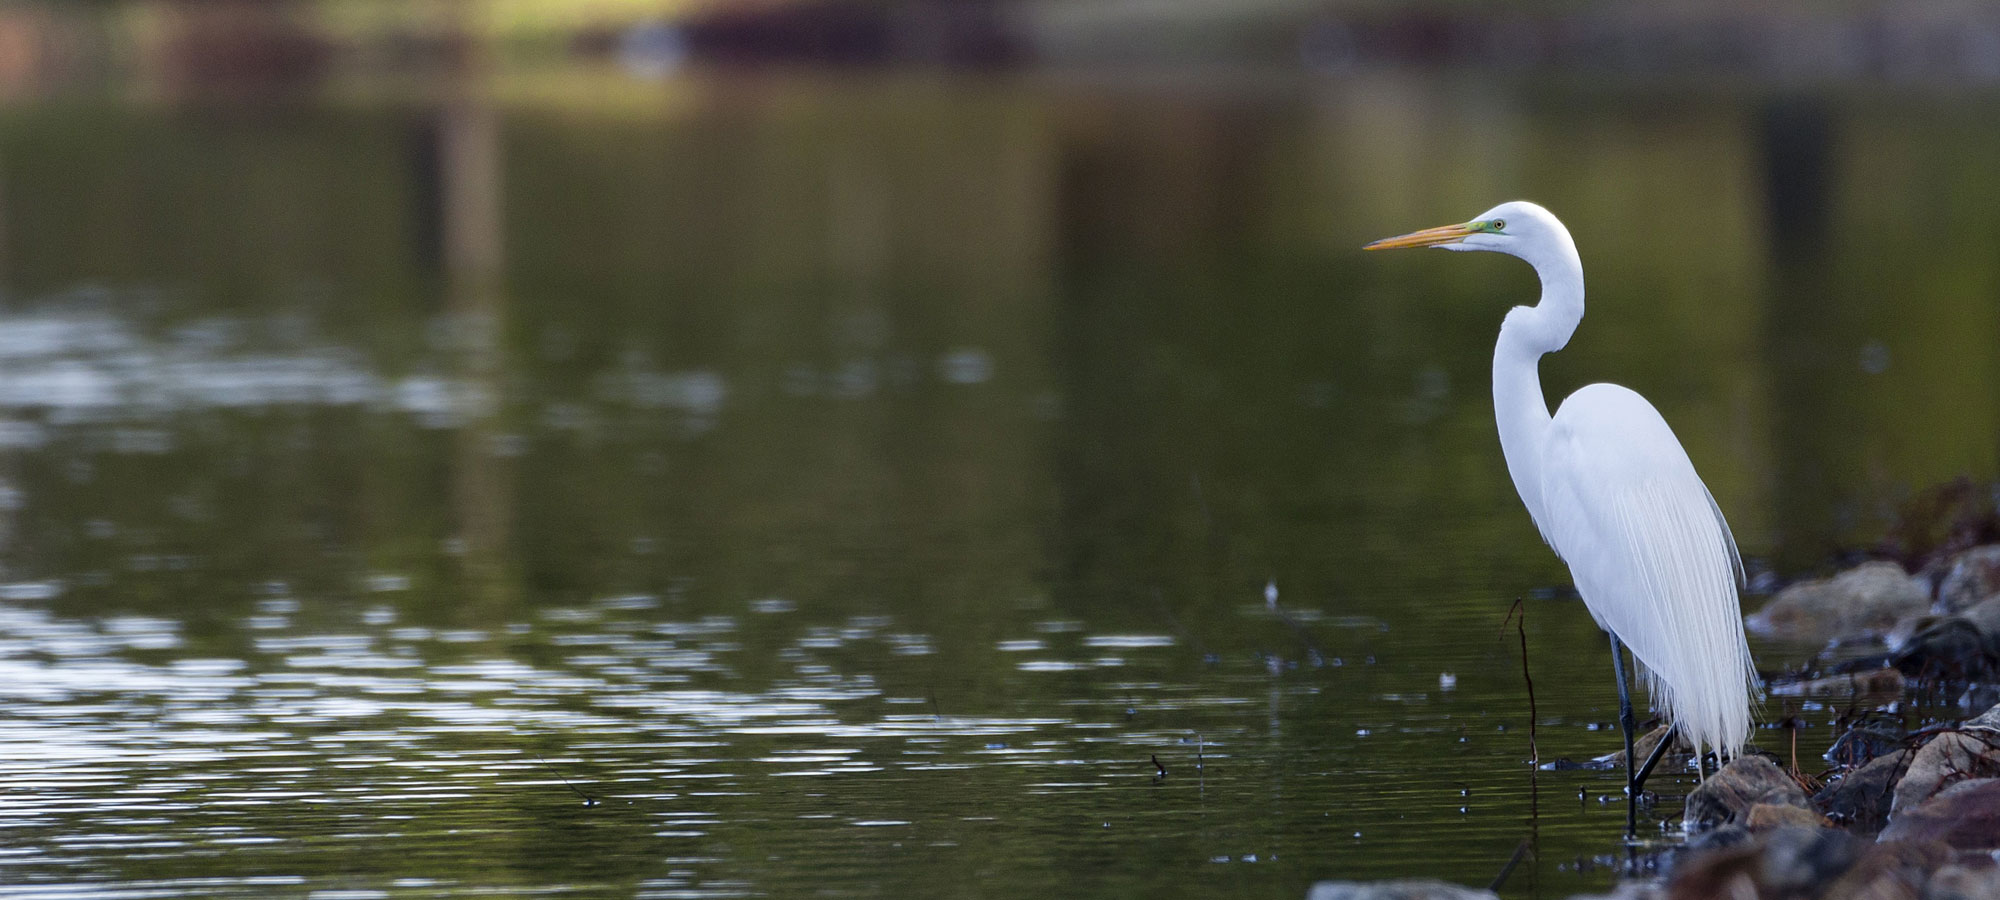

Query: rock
1936;544;2000;613
1563;884;1664;900
1966;702;2000;733
1962;595;2000;639
1686;755;1813;832
1304;880;1497;900
1681;823;1755;858
1748;562;1932;644
1892;732;2000;813
1601;723;1692;769
1827;723;1909;769
1771;667;1908;699
1880;779;2000;850
1662;842;1760;900
1758;826;1863;896
1668;826;1859;900
1748;802;1830;830
1888;613;1943;653
1892;617;2000;685
1924;862;2000;900
1815;749;1915;832
1957;685;2000;718
1820;840;1950;900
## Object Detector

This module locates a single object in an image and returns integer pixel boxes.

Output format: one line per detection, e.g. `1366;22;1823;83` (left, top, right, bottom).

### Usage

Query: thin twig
534;753;598;807
1504;598;1538;765
1197;731;1206;794
1488;838;1532;893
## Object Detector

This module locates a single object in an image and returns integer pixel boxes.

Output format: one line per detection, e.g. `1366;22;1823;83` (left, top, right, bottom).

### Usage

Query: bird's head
1363;201;1571;267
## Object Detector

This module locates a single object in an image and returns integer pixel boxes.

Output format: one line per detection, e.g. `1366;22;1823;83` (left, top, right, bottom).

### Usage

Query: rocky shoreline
1314;509;2000;900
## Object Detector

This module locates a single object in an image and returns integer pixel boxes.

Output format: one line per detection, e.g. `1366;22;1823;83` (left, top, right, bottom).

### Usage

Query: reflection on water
0;70;1994;898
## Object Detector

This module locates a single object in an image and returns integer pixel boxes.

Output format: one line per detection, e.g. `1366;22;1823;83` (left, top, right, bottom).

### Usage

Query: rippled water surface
0;70;1997;898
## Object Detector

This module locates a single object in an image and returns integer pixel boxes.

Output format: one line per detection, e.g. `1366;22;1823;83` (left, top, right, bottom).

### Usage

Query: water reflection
0;69;1993;898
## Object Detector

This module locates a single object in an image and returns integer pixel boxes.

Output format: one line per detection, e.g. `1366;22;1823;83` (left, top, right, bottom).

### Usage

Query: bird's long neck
1493;246;1585;531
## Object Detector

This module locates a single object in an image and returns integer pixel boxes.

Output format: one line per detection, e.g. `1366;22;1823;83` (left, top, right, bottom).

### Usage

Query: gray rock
1966;702;2000;733
1757;826;1861;896
1562;883;1664;900
1304;880;1497;900
1936;544;2000;613
1963;595;2000;639
1815;748;1915;832
1686;755;1812;832
1892;732;2000;813
1887;612;1943;653
1880;778;2000;850
1893;617;1999;685
1748;562;1931;644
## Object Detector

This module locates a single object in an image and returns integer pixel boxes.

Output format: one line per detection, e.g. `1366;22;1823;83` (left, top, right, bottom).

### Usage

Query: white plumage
1366;200;1758;771
1540;384;1757;761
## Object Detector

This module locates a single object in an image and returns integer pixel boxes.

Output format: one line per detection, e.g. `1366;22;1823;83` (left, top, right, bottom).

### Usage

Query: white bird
1365;201;1757;832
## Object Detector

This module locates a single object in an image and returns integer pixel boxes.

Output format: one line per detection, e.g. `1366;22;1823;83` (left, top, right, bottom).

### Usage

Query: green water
0;72;1995;898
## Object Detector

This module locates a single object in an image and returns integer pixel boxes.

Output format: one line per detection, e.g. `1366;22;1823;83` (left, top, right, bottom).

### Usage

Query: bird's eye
1491;219;1506;231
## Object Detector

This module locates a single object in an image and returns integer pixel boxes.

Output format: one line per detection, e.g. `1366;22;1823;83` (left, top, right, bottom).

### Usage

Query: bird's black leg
1633;721;1678;795
1609;635;1637;838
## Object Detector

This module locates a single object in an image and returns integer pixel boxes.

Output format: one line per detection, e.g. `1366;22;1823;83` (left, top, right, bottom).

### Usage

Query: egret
1365;201;1757;835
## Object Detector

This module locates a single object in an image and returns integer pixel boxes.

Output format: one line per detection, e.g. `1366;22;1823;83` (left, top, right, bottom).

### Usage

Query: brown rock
1892;732;2000;813
1820;840;1949;900
1669;827;1915;900
1686;755;1813;832
1924;862;2000;900
1602;723;1691;769
1815;749;1915;832
1747;802;1830;830
1748;562;1931;643
1880;779;2000;850
1664;843;1761;900
1771;667;1909;698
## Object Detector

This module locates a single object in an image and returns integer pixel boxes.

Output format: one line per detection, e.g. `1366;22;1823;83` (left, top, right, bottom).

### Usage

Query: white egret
1365;201;1757;834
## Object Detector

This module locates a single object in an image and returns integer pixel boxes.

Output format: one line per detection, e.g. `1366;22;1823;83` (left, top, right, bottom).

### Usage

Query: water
0;70;1996;898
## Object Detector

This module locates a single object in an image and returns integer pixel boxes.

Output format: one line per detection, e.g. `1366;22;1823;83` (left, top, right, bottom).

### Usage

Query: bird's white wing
1537;383;1756;759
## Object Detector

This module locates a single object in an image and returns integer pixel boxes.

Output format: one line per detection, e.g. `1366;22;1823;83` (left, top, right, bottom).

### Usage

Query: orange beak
1362;222;1475;251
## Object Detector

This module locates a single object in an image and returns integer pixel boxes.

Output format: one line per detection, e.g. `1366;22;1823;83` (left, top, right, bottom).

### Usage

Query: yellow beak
1362;222;1475;251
